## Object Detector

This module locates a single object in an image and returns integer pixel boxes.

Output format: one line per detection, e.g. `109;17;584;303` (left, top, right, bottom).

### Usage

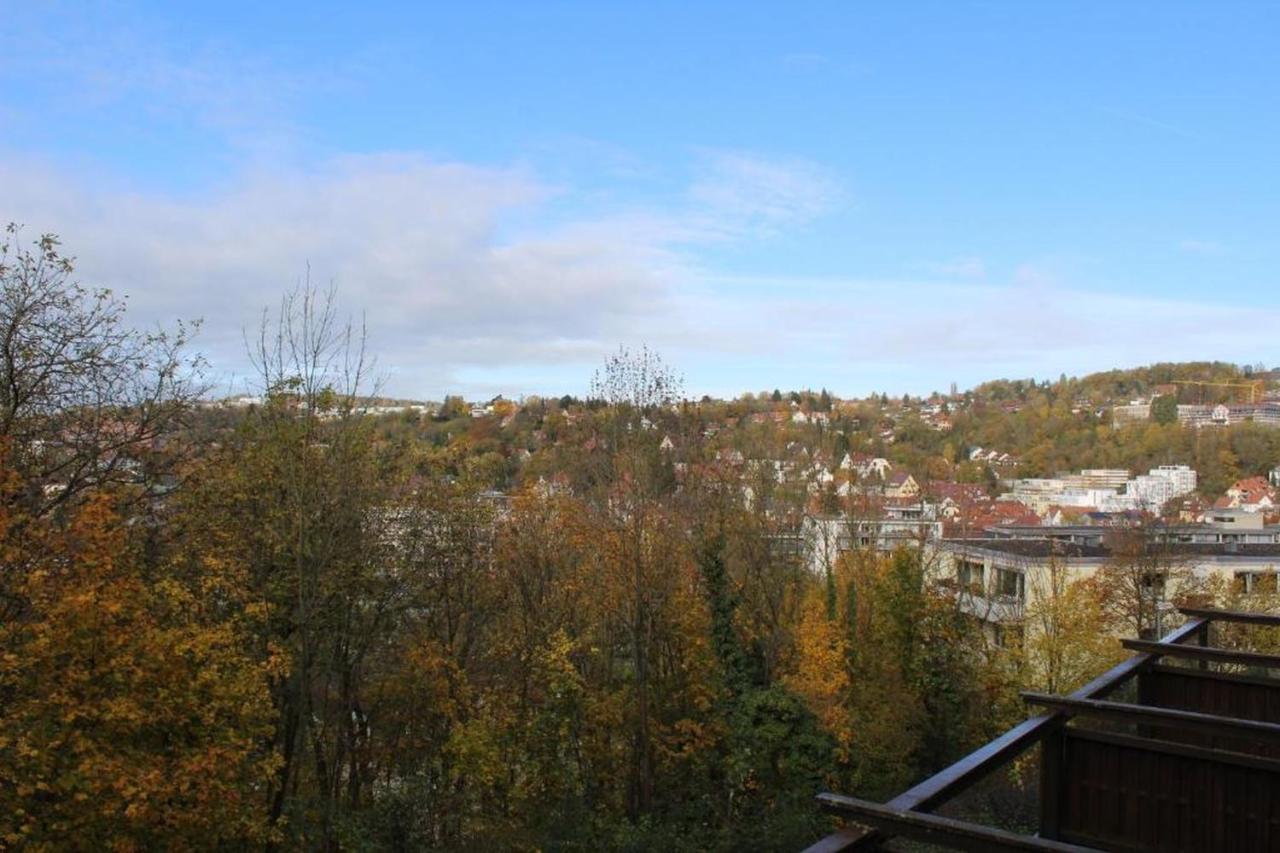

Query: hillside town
10;3;1280;850
199;364;1280;657
11;247;1280;853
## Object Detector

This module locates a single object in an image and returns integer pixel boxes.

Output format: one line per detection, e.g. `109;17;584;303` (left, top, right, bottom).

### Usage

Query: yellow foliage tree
786;595;853;759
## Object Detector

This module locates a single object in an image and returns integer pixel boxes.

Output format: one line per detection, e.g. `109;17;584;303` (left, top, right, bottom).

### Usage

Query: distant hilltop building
1114;400;1280;428
1111;400;1152;425
1177;402;1280;428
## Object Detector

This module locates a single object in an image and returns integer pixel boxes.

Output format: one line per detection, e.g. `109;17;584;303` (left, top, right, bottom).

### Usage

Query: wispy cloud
0;5;365;158
780;52;832;71
673;271;1280;395
1098;106;1201;142
687;151;839;237
922;256;986;280
1179;239;1227;255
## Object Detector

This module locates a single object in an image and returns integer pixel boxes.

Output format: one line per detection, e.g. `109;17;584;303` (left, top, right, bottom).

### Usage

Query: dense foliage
2;231;1277;850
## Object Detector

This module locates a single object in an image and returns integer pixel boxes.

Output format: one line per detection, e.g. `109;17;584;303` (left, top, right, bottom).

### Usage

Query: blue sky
2;2;1278;400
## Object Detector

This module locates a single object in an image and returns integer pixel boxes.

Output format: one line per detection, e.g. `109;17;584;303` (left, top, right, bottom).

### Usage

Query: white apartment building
1151;464;1197;495
1111;402;1152;426
1127;475;1174;510
1125;467;1193;510
1005;465;1197;517
1179;402;1280;428
1062;469;1132;491
803;508;943;574
938;517;1280;643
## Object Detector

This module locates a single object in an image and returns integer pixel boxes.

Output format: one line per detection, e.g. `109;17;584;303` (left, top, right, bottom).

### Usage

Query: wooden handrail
1022;691;1280;743
803;616;1209;852
1066;727;1280;774
1149;662;1280;689
1122;637;1280;669
1179;606;1280;626
887;616;1208;812
816;794;1101;852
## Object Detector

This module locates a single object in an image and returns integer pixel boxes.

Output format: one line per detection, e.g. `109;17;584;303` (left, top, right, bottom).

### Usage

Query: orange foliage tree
0;473;277;850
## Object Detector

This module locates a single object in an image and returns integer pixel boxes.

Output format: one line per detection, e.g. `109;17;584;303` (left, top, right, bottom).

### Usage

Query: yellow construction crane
1172;379;1265;404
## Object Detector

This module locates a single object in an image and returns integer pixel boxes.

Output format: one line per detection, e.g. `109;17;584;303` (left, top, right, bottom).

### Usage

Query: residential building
1178;401;1280;428
883;471;919;498
1128;466;1196;511
1062;469;1131;491
1111;401;1151;426
1214;476;1277;514
1151;464;1197;495
937;512;1280;644
1004;466;1195;518
937;535;1280;640
803;507;943;573
987;514;1280;547
840;453;892;480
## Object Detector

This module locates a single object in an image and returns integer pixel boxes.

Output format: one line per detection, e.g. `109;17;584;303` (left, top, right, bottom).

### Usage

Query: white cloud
4;144;1270;401
0;149;838;397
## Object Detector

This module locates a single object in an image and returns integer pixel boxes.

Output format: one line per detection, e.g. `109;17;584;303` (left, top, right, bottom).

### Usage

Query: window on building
1140;571;1167;600
957;559;985;593
995;568;1025;600
1236;572;1278;594
993;623;1024;651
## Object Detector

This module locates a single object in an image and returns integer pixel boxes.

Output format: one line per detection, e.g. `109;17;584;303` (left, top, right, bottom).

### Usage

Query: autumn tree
1092;529;1200;639
0;225;202;518
1020;556;1124;694
589;344;683;413
0;227;272;849
581;346;689;817
191;284;398;845
0;469;277;849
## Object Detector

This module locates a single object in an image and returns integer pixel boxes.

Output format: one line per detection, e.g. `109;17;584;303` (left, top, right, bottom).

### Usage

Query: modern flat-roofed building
1111;401;1151;426
937;513;1280;647
1152;463;1197;495
1179;401;1280;428
1063;468;1131;490
936;534;1280;644
803;508;943;574
988;514;1280;546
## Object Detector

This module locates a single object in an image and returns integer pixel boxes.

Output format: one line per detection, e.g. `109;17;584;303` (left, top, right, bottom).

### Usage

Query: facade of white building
1004;465;1197;517
937;522;1280;643
803;509;943;574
